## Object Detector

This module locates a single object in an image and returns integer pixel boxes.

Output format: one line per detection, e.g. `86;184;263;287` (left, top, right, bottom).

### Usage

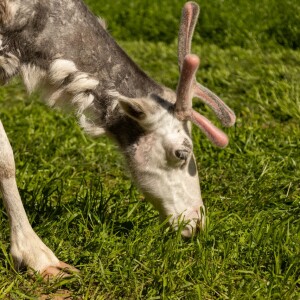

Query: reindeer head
111;2;235;237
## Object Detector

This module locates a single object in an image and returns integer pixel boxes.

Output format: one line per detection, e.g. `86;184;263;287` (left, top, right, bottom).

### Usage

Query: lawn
0;0;299;299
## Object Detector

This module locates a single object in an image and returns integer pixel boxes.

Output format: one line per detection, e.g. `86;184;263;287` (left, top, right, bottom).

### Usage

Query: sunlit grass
0;0;299;299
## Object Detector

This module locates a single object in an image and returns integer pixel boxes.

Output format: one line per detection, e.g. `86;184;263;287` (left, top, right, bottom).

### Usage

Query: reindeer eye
175;149;190;161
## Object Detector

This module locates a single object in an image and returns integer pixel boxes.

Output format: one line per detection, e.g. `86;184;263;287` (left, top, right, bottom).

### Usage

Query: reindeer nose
181;225;195;238
180;213;204;238
180;221;200;238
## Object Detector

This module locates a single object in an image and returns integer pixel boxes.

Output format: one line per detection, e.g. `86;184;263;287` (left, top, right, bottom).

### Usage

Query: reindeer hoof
41;261;79;280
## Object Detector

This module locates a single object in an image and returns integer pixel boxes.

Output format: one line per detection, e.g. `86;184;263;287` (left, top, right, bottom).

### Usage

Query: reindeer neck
2;0;165;146
30;0;163;97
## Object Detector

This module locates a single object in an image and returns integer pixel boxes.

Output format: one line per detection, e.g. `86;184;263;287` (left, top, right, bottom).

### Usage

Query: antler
178;1;200;70
175;2;236;147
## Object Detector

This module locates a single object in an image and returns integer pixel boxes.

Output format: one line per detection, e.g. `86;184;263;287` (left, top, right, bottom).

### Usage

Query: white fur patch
0;121;15;178
79;115;105;136
0;53;20;78
48;59;99;92
21;64;46;93
3;0;37;27
46;87;67;108
72;93;95;115
0;35;3;51
46;59;99;108
97;17;107;29
49;59;77;85
44;59;103;135
65;73;99;94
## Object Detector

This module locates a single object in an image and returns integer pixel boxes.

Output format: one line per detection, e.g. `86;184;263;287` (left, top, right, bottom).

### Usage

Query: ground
0;0;299;299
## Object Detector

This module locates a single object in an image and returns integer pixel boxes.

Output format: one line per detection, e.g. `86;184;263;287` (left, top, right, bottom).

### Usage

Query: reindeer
0;0;235;277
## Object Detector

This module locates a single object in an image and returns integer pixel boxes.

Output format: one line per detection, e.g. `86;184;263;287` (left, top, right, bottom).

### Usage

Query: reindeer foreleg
0;121;77;278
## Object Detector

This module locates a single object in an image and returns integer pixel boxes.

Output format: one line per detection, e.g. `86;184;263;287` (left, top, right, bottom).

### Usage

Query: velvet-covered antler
175;2;236;147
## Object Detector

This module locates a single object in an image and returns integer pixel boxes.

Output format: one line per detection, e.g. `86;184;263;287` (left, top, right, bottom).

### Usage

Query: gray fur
0;0;165;149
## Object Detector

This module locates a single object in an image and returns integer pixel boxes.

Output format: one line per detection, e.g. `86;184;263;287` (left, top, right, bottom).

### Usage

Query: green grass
0;0;300;299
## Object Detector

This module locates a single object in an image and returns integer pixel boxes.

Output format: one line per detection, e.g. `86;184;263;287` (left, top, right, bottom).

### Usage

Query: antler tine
178;2;200;70
175;54;229;148
175;2;235;146
190;110;229;148
176;54;199;120
194;83;236;127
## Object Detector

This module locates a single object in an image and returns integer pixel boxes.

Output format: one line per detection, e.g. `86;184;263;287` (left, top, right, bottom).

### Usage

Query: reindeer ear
118;97;157;123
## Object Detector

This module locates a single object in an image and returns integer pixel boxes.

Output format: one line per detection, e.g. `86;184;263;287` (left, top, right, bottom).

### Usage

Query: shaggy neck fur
0;0;166;148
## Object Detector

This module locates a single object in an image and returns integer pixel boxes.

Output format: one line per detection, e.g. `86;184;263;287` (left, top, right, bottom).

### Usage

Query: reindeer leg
0;121;78;278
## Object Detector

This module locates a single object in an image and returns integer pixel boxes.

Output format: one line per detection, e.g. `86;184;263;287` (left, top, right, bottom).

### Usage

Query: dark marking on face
150;93;173;112
188;156;197;176
107;108;145;150
183;138;192;150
